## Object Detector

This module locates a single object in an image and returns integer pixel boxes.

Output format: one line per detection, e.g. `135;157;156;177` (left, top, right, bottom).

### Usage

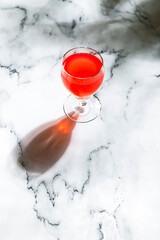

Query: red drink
61;53;104;98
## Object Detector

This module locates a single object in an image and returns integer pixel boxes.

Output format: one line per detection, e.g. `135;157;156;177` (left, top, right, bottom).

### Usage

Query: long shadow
18;113;78;174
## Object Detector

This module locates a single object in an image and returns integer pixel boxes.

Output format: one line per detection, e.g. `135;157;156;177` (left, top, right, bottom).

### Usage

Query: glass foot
63;94;101;123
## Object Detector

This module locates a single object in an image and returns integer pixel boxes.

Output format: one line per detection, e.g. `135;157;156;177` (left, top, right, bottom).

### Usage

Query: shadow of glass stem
20;112;78;174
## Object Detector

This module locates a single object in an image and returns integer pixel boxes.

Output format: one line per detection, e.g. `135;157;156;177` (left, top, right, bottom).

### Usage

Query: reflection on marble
0;0;160;239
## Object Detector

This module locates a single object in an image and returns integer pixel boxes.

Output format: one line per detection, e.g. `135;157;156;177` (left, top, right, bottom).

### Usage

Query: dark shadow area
56;0;160;55
18;113;78;174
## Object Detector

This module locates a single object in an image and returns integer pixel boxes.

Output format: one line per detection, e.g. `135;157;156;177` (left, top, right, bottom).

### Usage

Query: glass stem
80;99;88;107
74;98;89;114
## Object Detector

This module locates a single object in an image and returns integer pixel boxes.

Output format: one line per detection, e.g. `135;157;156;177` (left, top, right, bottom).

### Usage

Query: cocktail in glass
61;47;104;123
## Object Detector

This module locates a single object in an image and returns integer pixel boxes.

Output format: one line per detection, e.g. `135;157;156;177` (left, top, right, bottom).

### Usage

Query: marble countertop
0;0;160;239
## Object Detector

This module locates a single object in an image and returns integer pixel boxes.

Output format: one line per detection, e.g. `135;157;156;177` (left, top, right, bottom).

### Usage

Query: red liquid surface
61;53;104;98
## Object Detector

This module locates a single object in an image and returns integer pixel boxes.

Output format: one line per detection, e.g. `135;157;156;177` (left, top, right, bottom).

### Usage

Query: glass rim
62;46;104;80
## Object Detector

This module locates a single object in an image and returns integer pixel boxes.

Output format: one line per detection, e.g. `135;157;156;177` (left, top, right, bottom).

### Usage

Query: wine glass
61;47;104;123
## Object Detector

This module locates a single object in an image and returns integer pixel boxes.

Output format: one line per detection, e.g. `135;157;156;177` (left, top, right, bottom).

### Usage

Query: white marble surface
0;0;160;239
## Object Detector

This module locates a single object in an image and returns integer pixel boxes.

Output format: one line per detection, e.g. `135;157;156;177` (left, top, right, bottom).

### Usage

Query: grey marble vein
0;0;160;240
